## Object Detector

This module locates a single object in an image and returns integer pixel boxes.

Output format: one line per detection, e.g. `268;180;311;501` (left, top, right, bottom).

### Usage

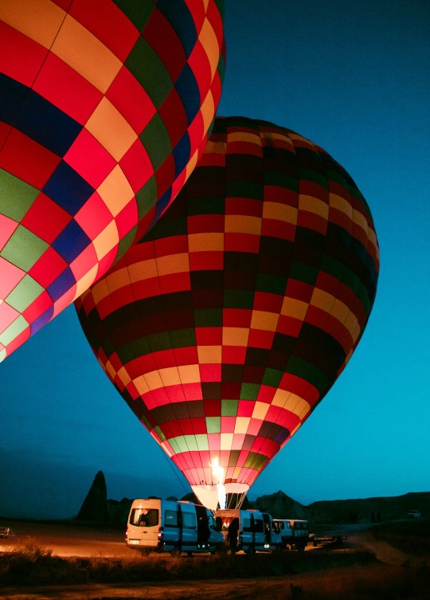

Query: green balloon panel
0;0;225;360
76;117;379;492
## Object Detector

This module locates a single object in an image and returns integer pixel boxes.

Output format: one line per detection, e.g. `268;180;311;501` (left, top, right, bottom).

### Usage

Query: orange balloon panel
0;0;225;361
76;117;379;509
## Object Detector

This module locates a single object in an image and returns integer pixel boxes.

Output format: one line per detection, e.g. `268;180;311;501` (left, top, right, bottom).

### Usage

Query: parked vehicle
407;509;421;519
272;518;309;551
215;508;282;553
125;498;225;556
0;526;11;538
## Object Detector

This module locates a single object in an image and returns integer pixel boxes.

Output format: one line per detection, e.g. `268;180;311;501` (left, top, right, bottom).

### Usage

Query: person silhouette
227;518;239;554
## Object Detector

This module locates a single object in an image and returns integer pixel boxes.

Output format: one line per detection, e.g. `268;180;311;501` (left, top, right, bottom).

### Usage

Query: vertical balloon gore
0;0;225;361
76;116;380;510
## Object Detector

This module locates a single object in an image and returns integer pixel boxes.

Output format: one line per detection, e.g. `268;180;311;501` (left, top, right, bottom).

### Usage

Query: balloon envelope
0;0;225;360
76;116;380;510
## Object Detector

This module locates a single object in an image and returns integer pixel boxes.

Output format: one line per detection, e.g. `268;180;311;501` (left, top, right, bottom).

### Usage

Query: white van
273;518;309;551
125;498;225;556
215;508;282;553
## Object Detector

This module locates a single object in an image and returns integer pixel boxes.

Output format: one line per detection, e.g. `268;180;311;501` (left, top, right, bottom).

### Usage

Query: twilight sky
1;0;429;520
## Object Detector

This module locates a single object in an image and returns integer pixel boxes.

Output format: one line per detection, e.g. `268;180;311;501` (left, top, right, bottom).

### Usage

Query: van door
240;512;252;550
196;504;210;547
207;510;224;550
253;514;264;549
163;505;181;550
292;520;308;551
179;504;197;553
128;504;160;548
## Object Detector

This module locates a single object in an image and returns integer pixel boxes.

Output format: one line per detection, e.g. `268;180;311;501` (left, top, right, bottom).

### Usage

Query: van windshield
130;508;159;527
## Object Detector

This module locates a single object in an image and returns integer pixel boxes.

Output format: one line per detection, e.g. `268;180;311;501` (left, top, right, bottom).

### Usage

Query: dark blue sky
1;0;429;519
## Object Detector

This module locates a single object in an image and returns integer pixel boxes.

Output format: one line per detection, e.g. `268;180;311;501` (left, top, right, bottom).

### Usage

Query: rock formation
76;470;108;522
75;471;429;526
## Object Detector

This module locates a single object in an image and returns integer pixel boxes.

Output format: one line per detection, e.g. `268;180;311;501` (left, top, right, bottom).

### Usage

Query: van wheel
170;545;181;557
246;545;255;555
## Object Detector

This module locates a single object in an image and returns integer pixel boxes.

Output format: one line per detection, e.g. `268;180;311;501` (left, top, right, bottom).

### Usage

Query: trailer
309;532;347;546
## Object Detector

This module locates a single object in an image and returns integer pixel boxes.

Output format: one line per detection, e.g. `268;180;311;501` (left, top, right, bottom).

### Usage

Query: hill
250;489;430;524
75;473;429;526
306;491;430;524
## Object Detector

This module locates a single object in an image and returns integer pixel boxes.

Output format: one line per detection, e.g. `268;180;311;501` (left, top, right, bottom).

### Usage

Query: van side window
165;510;178;527
209;515;217;529
254;518;264;533
243;516;252;532
182;512;197;529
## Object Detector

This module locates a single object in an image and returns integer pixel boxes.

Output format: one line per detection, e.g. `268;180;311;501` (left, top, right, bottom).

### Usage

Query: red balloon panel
76;118;379;503
0;0;225;360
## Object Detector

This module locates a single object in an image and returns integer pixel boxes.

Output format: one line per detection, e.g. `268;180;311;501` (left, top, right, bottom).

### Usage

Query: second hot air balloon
75;116;380;510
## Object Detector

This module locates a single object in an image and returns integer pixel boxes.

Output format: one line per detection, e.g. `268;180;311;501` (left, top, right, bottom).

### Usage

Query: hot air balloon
75;116;380;510
0;0;225;361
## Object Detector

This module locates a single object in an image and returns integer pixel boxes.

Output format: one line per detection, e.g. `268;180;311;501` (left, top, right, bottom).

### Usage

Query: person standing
227;518;239;554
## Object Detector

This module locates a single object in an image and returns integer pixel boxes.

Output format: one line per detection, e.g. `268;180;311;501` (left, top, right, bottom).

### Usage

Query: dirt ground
0;520;426;599
0;577;317;600
0;520;130;558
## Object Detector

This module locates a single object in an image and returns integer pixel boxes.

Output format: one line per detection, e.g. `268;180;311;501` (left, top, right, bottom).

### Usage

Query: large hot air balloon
75;116;380;510
0;0;225;361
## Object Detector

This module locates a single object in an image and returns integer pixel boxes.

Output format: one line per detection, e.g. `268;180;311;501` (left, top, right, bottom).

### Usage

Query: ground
0;519;428;599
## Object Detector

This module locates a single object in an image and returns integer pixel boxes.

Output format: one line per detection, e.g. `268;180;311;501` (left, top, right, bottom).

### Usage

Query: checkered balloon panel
0;0;225;360
76;117;380;493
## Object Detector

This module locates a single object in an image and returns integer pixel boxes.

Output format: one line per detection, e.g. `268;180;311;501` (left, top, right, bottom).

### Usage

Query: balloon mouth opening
191;483;249;512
